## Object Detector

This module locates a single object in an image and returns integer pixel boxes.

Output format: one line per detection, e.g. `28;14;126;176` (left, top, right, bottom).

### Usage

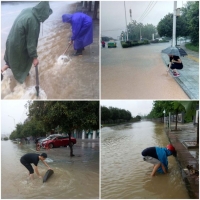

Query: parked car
35;137;46;144
38;134;62;144
41;136;77;149
108;40;117;48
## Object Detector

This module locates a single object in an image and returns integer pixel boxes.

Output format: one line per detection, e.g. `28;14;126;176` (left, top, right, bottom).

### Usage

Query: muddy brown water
1;139;99;199
101;41;189;99
1;2;99;99
101;121;189;199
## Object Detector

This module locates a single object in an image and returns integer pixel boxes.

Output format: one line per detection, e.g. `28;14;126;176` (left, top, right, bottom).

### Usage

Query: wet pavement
1;2;99;99
101;42;189;99
161;43;199;99
1;138;99;199
165;122;199;199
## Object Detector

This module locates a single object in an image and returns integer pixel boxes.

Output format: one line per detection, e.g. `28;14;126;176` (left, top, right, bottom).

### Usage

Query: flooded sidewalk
165;122;199;199
1;2;99;99
161;44;199;99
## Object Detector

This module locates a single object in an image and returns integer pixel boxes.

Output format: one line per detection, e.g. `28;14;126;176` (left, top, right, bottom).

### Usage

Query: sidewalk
165;122;199;199
161;44;199;99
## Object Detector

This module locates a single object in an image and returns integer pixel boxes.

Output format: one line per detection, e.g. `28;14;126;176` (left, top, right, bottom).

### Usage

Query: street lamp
163;110;166;128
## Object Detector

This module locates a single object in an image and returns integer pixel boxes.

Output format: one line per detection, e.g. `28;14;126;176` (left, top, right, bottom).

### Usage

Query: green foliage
28;101;99;133
182;2;199;45
185;43;199;52
121;40;150;48
157;2;199;46
101;106;133;124
123;21;157;41
147;101;199;123
3;137;8;141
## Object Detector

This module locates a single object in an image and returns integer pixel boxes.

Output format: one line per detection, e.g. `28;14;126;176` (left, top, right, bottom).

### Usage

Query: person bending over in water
20;153;51;179
141;144;177;176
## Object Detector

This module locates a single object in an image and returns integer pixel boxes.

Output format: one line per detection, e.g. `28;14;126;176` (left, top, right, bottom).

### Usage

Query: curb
161;54;196;99
164;128;199;199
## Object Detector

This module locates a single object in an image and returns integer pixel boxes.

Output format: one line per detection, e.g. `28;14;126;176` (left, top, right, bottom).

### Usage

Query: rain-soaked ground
1;139;99;199
101;121;190;199
101;41;189;99
1;1;99;99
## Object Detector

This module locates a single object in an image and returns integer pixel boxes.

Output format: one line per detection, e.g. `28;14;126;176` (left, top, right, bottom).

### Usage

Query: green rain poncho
4;1;52;83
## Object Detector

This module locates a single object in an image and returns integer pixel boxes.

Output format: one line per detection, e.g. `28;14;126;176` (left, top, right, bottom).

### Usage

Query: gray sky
100;100;154;117
1;100;29;135
101;1;187;39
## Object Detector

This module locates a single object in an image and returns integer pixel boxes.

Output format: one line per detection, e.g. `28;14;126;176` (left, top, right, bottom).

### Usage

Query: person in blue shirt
142;144;177;176
62;12;93;56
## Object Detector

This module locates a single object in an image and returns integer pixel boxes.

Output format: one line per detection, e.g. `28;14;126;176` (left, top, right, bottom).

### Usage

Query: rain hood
32;1;53;22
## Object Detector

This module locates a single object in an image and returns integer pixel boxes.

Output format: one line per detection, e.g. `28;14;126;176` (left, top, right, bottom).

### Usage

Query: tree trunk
197;111;199;145
175;110;178;131
68;131;74;157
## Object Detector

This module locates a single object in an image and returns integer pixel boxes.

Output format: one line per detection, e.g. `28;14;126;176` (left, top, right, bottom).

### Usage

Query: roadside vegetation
101;106;141;126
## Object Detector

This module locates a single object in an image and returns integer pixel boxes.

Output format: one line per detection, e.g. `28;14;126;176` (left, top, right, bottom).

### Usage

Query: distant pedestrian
167;55;183;77
142;144;177;176
20;153;51;180
62;13;93;56
1;2;52;83
102;41;105;48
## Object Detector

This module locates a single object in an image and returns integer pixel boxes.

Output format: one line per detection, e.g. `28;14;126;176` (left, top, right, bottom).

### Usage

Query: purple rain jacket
62;13;93;50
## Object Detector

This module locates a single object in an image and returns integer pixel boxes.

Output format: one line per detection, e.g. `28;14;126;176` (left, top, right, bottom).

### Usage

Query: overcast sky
101;1;187;39
1;100;29;135
101;100;154;117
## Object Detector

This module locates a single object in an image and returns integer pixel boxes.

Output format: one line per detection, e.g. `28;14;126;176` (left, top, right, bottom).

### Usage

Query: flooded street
101;121;189;199
1;139;99;199
1;1;99;99
101;42;188;99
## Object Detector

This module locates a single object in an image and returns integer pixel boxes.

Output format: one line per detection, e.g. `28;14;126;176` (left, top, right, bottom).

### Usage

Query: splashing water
57;55;71;65
1;71;47;99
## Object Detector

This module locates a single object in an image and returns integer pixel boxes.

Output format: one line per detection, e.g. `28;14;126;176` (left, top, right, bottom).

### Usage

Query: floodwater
101;41;188;99
1;1;99;99
101;121;189;199
1;139;99;199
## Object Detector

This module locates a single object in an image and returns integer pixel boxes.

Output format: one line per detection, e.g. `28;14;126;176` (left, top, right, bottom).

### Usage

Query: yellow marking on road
188;54;199;63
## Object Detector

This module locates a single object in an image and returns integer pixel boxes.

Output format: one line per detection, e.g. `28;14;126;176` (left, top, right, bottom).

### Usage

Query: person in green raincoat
1;1;52;83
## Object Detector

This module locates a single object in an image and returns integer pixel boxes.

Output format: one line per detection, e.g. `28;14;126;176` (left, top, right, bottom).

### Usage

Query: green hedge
121;40;150;48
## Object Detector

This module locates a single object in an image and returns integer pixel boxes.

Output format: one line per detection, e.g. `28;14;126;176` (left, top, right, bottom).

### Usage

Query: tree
28;101;99;157
101;106;111;122
179;101;199;145
157;13;188;43
181;1;199;45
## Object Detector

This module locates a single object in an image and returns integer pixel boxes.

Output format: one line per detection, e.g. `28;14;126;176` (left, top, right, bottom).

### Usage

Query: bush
3;137;8;141
185;43;199;52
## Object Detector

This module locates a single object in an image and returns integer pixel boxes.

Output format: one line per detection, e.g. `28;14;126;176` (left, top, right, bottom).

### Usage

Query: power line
137;1;154;22
102;28;124;32
140;2;157;23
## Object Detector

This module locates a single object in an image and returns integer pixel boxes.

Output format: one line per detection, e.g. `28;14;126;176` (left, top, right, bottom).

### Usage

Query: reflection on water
1;140;99;199
101;121;189;199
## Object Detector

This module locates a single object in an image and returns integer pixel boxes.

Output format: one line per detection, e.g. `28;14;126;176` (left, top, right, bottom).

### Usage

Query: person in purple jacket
62;13;93;56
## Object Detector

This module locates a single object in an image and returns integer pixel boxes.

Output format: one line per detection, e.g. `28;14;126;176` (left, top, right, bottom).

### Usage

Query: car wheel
48;143;54;149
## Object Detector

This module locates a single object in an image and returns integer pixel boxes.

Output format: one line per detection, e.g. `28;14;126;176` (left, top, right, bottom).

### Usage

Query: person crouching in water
141;144;177;176
62;13;93;56
20;153;51;180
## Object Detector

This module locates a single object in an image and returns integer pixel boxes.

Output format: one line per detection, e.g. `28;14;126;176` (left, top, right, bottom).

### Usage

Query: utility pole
124;1;128;41
172;1;177;47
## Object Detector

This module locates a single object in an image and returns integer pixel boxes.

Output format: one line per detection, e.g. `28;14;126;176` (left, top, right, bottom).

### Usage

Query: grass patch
185;43;199;52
